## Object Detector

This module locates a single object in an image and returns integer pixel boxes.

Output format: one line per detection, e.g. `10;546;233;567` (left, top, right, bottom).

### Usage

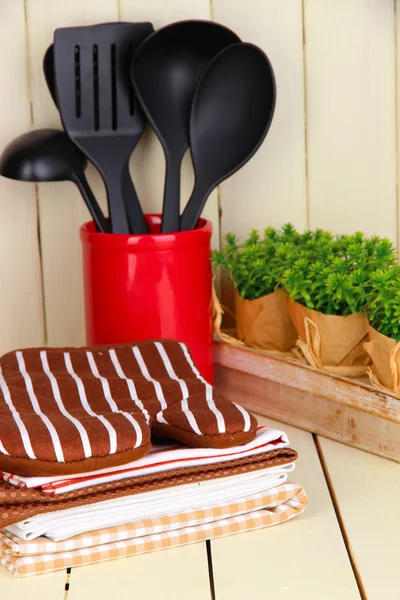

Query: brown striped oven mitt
0;340;257;477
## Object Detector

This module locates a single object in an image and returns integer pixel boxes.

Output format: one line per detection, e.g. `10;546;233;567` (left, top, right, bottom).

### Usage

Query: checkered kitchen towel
0;483;307;577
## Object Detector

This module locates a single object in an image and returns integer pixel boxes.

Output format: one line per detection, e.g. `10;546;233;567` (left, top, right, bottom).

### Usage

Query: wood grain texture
0;565;66;599
119;0;220;249
210;416;360;599
214;342;400;422
318;436;400;600
0;0;45;354
68;543;211;600
24;0;118;346
212;0;308;239
215;364;400;462
304;0;397;240
214;342;400;461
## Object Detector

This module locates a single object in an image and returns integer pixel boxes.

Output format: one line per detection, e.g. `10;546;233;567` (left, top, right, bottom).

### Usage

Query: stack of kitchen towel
0;340;307;578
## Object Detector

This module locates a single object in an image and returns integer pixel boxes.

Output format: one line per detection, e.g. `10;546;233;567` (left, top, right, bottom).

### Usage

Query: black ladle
131;20;241;233
180;43;276;231
0;129;109;233
43;44;57;104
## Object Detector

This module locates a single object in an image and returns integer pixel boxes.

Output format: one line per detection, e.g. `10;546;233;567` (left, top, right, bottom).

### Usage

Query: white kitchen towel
6;463;295;541
1;425;289;495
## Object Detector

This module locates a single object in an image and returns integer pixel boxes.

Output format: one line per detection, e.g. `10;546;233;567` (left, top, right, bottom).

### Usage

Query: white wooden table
1;415;399;600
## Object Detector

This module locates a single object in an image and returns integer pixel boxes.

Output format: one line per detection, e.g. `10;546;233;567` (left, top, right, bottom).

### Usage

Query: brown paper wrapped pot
235;289;297;352
364;326;400;394
287;300;370;376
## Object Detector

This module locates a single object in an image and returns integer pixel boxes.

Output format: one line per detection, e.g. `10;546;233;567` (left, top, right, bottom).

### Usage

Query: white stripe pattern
108;350;150;424
40;352;92;459
15;352;64;462
180;397;202;435
0;367;34;458
63;353;118;455
155;342;202;435
233;402;251;433
132;347;167;410
179;343;226;434
86;352;143;449
0;439;10;456
155;411;169;425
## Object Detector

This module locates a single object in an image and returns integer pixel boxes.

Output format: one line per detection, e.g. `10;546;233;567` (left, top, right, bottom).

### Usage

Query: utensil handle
180;184;209;231
121;162;149;234
161;154;182;233
103;175;131;234
74;174;110;233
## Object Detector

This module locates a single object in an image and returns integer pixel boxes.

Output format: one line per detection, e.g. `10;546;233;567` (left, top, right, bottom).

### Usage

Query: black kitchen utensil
53;22;153;234
0;129;109;233
43;44;57;105
131;20;241;233
180;43;276;231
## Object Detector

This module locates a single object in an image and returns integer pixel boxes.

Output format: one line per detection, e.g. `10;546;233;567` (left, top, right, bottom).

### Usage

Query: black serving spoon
131;20;241;233
180;43;276;231
0;129;109;233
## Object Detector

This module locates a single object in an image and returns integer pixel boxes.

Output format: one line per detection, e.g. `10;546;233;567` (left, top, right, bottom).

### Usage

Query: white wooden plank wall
0;0;45;354
213;0;308;236
303;0;397;242
0;0;399;347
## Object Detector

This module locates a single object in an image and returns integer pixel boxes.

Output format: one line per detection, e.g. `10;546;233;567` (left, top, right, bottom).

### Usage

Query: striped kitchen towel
0;448;297;529
5;465;296;541
0;483;307;577
0;425;289;495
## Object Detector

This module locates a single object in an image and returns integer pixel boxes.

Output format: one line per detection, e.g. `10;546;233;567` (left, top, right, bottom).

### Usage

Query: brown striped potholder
0;340;257;477
0;448;297;528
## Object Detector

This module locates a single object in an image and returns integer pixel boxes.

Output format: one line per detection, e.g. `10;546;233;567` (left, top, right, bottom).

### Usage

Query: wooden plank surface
0;0;45;354
0;566;66;600
119;0;220;250
210;416;361;599
304;0;397;240
317;436;400;600
212;0;308;238
68;543;211;600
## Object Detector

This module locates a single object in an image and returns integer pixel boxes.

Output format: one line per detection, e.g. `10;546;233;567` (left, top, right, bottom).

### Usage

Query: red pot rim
80;214;212;250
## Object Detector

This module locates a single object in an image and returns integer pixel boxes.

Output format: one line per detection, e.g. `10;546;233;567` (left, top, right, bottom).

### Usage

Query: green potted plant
364;266;400;393
282;233;397;376
212;227;297;352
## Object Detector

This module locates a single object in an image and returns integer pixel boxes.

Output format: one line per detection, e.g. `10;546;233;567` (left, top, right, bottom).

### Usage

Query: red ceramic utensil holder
80;215;214;383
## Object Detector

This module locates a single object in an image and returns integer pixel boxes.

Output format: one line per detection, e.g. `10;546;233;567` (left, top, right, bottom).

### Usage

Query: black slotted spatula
53;22;153;233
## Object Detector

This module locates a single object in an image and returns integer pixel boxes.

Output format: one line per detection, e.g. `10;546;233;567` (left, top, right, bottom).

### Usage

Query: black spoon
0;129;109;233
180;43;276;231
131;20;241;233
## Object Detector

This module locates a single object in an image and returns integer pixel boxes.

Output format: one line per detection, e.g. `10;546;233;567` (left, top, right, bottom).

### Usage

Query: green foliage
212;228;282;300
282;257;368;315
212;224;398;317
279;231;397;316
366;266;400;341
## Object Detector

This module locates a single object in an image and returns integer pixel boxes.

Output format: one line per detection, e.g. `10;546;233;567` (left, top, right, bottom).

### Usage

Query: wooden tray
214;341;400;463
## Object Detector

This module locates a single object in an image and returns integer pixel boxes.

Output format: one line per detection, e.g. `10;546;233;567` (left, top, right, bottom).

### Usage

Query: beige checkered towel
0;482;307;577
